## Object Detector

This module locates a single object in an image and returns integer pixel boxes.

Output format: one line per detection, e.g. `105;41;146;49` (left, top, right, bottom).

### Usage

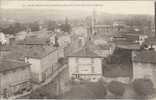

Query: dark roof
17;36;50;45
0;59;30;72
132;50;156;64
25;45;57;59
4;45;57;59
68;46;101;58
3;45;26;60
113;40;140;50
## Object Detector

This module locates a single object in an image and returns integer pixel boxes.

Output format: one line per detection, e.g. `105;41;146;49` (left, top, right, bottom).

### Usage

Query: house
16;37;64;83
132;50;156;88
112;32;143;50
67;46;103;82
0;59;31;98
113;30;148;46
24;45;60;83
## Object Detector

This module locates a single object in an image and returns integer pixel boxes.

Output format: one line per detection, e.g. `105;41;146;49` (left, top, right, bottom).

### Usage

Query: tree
13;22;25;33
58;57;64;65
2;23;25;35
29;88;56;99
60;18;71;33
133;78;154;97
108;81;125;97
85;80;107;98
53;36;59;47
47;20;57;31
29;21;39;32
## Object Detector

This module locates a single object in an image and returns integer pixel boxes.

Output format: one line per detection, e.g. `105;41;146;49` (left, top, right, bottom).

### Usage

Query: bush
86;81;107;98
133;78;154;96
108;81;125;96
29;88;56;99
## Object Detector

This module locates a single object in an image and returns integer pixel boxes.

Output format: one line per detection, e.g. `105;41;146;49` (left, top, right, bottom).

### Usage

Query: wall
55;65;70;96
57;47;65;58
93;58;103;75
0;66;31;96
27;58;42;83
133;62;156;88
41;49;58;81
68;57;77;78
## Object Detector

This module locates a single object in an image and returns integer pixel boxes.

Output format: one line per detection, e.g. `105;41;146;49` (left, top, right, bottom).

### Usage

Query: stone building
0;59;31;98
132;50;156;88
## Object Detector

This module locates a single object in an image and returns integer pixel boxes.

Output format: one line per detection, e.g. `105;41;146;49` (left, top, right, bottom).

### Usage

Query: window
75;74;80;79
78;58;91;64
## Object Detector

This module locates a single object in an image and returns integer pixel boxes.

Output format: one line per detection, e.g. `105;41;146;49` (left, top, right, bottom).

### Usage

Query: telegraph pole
155;1;156;37
92;8;96;35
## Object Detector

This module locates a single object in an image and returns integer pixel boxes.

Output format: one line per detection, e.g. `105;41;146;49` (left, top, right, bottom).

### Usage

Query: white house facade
68;47;103;82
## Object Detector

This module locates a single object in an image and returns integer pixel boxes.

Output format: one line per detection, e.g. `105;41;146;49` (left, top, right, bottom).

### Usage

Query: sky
0;1;155;15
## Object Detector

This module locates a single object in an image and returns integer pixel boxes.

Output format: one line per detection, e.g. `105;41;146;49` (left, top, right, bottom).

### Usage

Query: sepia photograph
0;0;155;99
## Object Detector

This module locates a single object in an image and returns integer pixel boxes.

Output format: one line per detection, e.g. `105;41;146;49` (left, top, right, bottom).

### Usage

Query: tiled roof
132;50;156;64
25;45;57;59
3;45;26;60
68;46;101;58
0;59;30;72
17;36;50;45
113;40;140;50
4;45;57;59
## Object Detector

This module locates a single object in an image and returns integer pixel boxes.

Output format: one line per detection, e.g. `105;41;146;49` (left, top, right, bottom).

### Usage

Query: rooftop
4;45;57;59
68;45;101;58
0;59;30;72
17;36;50;45
25;45;57;59
113;40;140;50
